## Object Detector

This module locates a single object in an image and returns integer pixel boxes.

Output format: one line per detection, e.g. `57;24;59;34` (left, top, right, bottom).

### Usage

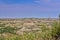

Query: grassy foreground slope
0;18;60;40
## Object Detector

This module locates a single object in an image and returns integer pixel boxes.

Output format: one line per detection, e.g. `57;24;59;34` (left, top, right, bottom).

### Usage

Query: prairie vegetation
0;18;60;40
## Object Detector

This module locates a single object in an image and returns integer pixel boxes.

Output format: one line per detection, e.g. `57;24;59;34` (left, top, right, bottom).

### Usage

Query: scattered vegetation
0;18;60;40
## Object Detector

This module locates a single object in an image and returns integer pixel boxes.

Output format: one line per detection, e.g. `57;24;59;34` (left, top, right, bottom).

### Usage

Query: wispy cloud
34;0;51;3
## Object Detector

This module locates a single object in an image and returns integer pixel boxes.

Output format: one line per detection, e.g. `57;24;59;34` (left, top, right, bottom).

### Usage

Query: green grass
0;21;60;40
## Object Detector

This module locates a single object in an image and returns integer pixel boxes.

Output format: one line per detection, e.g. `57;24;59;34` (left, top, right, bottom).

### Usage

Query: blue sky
0;0;60;18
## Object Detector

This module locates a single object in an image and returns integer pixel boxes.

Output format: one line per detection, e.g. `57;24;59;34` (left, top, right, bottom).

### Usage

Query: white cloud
34;0;40;3
34;0;51;3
